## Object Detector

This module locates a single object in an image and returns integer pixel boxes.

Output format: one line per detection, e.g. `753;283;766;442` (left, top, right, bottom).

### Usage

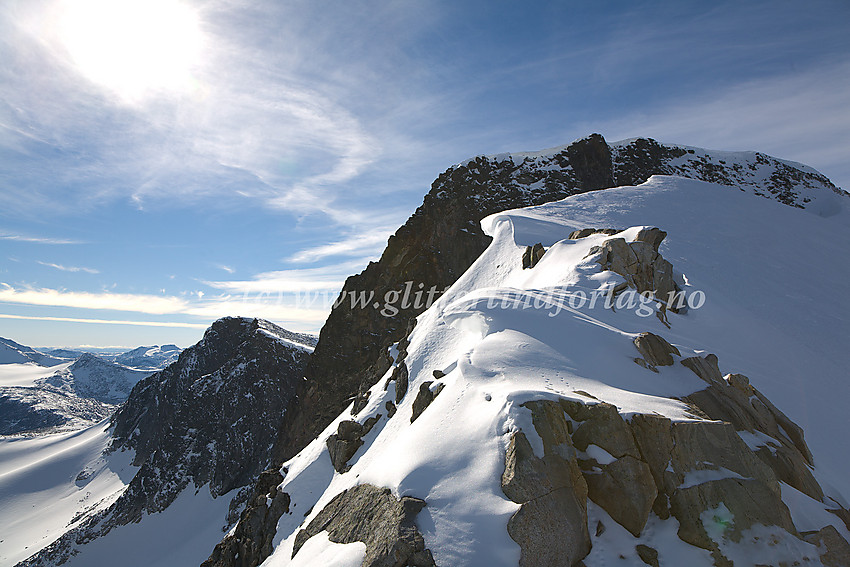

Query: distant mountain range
0;338;184;435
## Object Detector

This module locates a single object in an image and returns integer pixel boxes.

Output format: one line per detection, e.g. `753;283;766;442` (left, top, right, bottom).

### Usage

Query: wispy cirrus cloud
204;260;368;294
0;233;82;245
37;261;99;274
0;0;392;222
286;229;392;264
0;313;207;329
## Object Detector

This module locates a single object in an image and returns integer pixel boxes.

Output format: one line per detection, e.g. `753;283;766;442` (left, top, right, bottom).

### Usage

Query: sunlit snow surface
266;176;850;566
0;422;135;565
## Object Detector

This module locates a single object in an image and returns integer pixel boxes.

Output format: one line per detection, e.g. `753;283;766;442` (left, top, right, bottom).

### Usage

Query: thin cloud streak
0;313;207;329
0;233;82;245
0;283;332;328
287;229;391;263
37;261;99;274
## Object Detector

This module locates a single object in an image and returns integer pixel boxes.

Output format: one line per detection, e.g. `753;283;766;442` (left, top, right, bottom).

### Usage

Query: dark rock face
326;415;381;473
222;134;846;566
109;317;314;508
20;317;314;567
291;484;436;567
202;469;290;567
410;381;445;423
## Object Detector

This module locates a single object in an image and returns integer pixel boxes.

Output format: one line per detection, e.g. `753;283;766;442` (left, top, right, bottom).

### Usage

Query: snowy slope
0;422;136;565
261;175;850;566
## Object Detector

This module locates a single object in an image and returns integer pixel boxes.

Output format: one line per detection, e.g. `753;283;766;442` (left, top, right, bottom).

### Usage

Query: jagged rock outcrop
589;230;681;307
505;344;848;566
19;317;315;567
291;484;436;567
680;354;822;501
410;381;445;423
219;135;846;566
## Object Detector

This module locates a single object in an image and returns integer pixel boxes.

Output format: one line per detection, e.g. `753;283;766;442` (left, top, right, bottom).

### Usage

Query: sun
57;0;205;101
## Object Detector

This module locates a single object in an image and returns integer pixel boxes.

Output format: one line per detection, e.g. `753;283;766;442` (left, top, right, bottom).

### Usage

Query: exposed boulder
410;381;445;423
385;401;397;418
680;354;723;385
522;243;546;269
633;227;667;251
570;402;640;460
584;456;657;537
633;332;680;369
388;363;410;405
589;232;681;309
327;415;381;473
802;525;850;567
503;401;591;566
635;544;659;567
291;484;436;567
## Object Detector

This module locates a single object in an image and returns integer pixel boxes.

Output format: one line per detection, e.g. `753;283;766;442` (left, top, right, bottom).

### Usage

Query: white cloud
0;282;333;329
205;260;368;294
0;283;190;314
0;313;207;329
286;229;391;263
0;233;82;245
37;261;99;274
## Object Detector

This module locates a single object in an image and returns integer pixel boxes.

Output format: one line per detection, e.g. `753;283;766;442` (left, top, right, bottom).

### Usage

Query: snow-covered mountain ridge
249;175;850;567
213;134;847;567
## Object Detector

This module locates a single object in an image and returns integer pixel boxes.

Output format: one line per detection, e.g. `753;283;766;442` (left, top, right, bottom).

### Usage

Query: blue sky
1;0;848;348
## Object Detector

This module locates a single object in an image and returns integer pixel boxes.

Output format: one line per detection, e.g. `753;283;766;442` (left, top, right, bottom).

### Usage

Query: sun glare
57;0;204;101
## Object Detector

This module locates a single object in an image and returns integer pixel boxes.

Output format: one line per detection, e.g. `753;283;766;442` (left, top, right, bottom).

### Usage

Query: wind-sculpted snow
255;176;849;567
